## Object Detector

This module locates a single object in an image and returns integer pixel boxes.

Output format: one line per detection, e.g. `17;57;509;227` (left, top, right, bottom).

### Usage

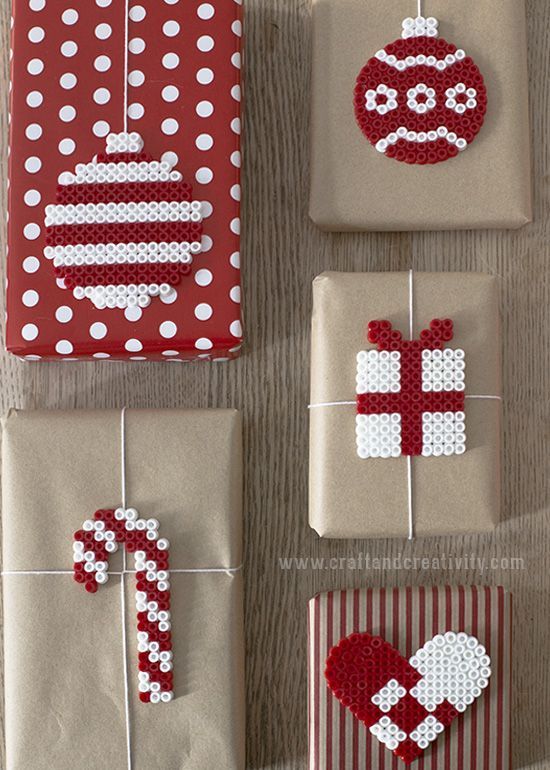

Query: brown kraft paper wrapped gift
310;0;532;231
309;272;501;538
1;409;244;770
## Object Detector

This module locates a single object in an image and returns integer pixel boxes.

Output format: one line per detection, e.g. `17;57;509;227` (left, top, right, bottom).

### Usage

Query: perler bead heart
44;131;203;311
325;631;491;765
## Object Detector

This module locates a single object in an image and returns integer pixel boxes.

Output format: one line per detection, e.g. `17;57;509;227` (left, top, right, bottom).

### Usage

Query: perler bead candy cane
356;318;466;458
44;131;203;311
73;508;173;704
325;631;492;765
354;13;487;164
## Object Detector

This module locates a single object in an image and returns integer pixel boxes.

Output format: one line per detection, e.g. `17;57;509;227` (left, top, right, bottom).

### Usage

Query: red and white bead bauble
354;17;487;164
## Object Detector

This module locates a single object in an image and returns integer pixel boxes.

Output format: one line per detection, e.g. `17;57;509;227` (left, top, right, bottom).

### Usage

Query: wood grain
0;0;549;768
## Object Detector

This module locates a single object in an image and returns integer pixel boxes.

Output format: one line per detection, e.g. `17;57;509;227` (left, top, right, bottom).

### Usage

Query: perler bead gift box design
6;0;243;361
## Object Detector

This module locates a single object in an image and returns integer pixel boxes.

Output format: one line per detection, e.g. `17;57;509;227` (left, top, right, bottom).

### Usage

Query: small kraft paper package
309;271;501;539
310;0;532;231
309;586;512;769
1;409;244;770
7;0;244;360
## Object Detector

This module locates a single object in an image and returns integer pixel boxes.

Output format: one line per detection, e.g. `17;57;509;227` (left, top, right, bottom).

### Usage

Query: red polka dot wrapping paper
308;587;512;770
6;0;244;361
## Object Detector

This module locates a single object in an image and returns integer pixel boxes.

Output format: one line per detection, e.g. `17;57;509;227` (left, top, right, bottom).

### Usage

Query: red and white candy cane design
73;507;173;704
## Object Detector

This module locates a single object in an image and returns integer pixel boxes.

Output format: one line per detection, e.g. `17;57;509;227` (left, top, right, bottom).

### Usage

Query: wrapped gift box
309;271;501;539
309;586;512;769
310;0;532;231
6;0;243;360
1;409;244;770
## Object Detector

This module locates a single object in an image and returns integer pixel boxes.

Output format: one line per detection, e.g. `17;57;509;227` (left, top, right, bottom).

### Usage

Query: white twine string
123;0;129;133
307;269;502;541
1;407;242;770
417;0;423;17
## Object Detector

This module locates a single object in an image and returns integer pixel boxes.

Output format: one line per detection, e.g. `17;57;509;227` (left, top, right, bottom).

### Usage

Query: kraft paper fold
310;0;532;231
309;272;502;538
1;409;244;770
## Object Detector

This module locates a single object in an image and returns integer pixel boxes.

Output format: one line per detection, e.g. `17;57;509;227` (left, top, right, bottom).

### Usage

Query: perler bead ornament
44;131;203;310
356;318;466;458
354;15;487;164
325;631;491;765
73;508;173;704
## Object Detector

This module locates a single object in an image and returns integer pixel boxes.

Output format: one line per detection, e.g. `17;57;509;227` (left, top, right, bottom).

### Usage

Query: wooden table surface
0;0;549;768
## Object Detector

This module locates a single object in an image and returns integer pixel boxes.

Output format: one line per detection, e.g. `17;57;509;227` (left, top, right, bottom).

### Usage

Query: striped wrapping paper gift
308;587;512;770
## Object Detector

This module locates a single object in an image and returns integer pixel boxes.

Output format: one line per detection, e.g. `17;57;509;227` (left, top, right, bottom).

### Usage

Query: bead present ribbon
308;271;502;541
1;408;243;770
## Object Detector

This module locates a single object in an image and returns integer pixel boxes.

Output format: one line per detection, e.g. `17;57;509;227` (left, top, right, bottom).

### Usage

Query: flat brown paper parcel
309;272;502;539
1;409;245;770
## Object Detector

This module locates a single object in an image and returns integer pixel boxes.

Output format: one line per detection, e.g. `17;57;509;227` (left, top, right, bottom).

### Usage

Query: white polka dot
60;72;77;89
162;349;179;356
95;22;112;39
231;150;241;167
129;356;146;361
161;151;178;167
195;337;213;350
22;323;39;341
159;320;177;338
56;278;66;289
197;35;214;52
93;120;111;137
230;286;241;303
163;20;179;36
127;103;144;119
59;138;76;155
125;338;143;352
23;222;40;240
160;289;178;304
161;118;178;135
164;0;179;4
128;70;144;86
94;55;111;71
194;303;213;320
232;20;242;36
93;87;111;104
195;268;213;286
231;84;241;102
62;8;78;24
24;156;42;173
25;123;42;140
23;256;40;273
197;3;215;19
55;339;73;355
162;85;179;102
22;289;39;307
231;117;241;134
129;4;146;21
28;26;45;42
196;133;213;151
27;58;44;75
196;167;213;184
201;235;213;251
29;0;46;10
230;251;240;268
61;40;78;57
26;90;43;107
129;37;145;54
124;306;142;322
196;100;214;117
23;355;42;361
93;352;111;358
196;67;214;84
230;217;241;234
230;184;241;201
162;52;179;69
55;305;73;323
96;0;111;6
89;321;107;339
201;201;213;218
24;189;41;206
59;105;76;121
230;320;242;338
231;52;241;69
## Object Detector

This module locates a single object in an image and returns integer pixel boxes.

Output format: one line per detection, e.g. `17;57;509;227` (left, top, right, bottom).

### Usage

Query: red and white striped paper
309;587;511;770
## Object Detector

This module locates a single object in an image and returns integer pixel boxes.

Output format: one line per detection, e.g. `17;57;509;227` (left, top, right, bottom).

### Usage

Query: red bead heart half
325;631;491;765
